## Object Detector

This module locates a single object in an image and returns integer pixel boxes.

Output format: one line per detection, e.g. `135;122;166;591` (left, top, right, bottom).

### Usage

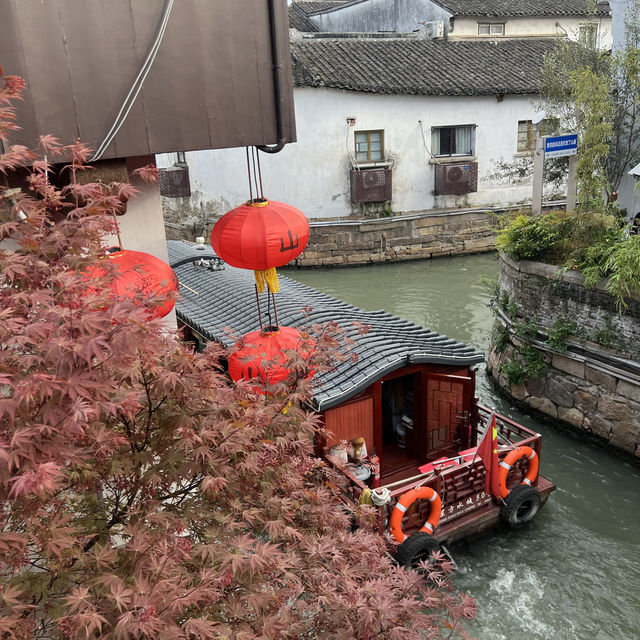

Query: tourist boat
168;240;556;566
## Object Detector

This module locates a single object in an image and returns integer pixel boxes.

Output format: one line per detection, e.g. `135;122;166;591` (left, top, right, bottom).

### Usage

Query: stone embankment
163;206;500;264
488;255;640;458
293;210;496;267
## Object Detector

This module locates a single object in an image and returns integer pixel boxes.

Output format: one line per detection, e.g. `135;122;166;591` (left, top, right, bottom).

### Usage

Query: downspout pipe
257;0;287;154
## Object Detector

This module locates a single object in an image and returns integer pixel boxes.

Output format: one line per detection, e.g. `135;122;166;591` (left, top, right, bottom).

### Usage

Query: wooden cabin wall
323;397;374;449
317;364;477;463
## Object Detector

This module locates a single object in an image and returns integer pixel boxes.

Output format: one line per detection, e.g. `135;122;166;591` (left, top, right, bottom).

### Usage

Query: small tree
0;70;476;639
491;1;640;210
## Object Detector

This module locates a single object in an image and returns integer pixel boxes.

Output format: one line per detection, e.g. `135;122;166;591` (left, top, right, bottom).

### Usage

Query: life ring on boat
498;446;539;500
389;486;441;544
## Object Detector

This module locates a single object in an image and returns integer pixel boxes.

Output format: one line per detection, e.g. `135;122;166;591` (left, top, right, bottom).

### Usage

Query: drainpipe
257;0;287;154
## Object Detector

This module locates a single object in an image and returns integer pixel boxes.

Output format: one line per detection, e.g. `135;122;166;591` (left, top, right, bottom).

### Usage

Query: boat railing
477;404;541;457
325;406;544;537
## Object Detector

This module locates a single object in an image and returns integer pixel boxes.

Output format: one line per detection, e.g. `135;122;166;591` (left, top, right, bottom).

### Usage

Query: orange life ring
498;446;539;500
389;486;441;543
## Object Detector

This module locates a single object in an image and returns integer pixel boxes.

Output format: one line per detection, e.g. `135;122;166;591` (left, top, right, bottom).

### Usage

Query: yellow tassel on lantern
254;267;280;293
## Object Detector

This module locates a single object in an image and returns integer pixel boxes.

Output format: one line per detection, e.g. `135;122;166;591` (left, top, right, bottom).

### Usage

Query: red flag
476;413;500;498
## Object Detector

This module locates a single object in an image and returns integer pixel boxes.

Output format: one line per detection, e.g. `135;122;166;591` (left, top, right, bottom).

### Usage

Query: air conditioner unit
158;165;191;198
434;162;478;196
351;168;392;203
419;20;445;38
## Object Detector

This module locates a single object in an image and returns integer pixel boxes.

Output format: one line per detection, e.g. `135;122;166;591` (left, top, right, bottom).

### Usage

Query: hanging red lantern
211;199;309;293
228;325;314;391
83;248;179;319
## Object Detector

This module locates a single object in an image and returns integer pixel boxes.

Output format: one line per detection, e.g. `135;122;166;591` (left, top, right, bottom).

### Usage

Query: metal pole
566;154;578;212
532;134;545;215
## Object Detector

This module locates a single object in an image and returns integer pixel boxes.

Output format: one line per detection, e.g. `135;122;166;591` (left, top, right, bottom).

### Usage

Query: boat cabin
169;241;555;563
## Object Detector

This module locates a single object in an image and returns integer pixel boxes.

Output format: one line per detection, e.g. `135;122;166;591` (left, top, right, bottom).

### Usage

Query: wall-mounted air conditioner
351;168;392;203
420;20;445;38
434;162;478;196
158;165;191;198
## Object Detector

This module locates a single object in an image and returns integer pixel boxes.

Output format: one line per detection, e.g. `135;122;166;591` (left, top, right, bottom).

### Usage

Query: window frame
517;121;537;153
478;22;505;36
431;124;476;158
579;22;598;48
516;118;560;153
354;129;385;164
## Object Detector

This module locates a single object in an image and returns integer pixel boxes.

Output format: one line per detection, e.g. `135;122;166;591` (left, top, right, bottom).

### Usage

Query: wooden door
426;373;472;459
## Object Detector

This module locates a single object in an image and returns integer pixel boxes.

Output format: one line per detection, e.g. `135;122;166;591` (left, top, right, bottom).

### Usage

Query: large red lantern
211;199;309;293
84;248;179;319
228;326;314;391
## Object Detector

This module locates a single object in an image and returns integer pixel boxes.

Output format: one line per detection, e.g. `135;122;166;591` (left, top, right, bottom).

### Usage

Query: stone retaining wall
294;210;496;267
488;255;640;458
162;206;499;265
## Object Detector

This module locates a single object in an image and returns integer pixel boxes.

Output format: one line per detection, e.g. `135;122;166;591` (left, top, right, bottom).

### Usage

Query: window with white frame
478;23;505;36
355;130;384;163
517;121;537;152
517;118;559;152
579;22;598;48
431;125;475;157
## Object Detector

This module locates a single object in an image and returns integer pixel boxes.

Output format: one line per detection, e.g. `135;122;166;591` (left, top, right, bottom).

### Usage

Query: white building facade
158;36;558;226
159;88;545;222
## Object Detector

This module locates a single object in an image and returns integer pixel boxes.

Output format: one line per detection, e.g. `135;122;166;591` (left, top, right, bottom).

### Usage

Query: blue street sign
544;134;578;158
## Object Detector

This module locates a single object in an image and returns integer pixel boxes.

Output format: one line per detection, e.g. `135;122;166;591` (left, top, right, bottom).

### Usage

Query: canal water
286;253;640;640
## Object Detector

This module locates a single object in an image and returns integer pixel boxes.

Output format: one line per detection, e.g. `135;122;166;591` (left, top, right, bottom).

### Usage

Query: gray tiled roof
292;37;557;96
432;0;610;17
289;4;319;32
168;241;484;410
295;1;355;14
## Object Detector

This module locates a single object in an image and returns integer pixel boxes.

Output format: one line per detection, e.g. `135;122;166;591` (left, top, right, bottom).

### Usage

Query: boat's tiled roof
292;37;556;96
168;241;484;410
432;0;610;17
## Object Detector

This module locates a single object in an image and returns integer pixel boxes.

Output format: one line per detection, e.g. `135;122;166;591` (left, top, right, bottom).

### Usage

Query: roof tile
432;0;610;18
168;241;484;410
292;37;559;96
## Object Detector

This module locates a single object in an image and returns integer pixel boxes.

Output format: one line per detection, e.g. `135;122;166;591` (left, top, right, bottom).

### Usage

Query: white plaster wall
618;172;640;221
115;181;170;263
311;0;450;33
159;88;546;220
451;17;613;49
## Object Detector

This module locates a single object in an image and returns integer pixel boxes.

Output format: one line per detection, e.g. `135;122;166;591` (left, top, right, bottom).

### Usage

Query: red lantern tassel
254;267;280;294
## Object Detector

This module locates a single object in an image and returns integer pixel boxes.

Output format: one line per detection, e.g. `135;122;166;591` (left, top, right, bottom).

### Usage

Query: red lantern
211;199;309;293
84;248;179;319
228;326;314;391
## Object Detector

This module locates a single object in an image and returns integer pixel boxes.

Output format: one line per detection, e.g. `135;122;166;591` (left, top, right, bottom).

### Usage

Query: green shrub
496;214;561;262
500;347;547;385
593;316;627;352
498;210;640;310
491;324;510;353
514;318;539;342
602;235;640;310
548;317;586;352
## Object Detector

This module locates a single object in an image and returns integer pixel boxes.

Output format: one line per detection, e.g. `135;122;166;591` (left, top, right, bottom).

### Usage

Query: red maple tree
0;69;476;639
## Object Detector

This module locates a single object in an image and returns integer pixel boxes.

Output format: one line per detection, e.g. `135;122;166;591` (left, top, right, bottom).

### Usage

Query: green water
286;253;640;640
